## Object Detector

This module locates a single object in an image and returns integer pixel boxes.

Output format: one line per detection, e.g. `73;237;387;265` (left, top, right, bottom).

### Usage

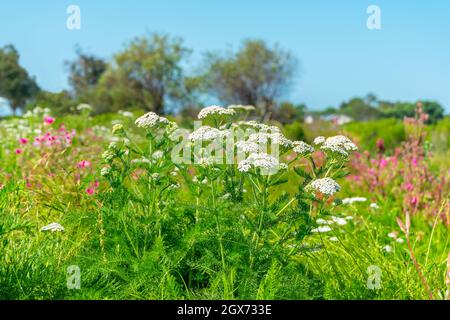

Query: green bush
283;121;306;141
343;118;405;152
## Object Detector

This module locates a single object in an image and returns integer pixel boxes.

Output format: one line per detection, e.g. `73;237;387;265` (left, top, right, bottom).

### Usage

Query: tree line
0;33;445;124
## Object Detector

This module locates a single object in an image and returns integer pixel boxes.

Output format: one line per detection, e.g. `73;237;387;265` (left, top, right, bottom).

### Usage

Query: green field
1;106;448;300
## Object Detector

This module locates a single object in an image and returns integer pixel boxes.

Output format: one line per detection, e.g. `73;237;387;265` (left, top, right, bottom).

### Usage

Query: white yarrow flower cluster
308;177;341;196
248;132;292;148
342;197;367;204
135;112;171;129
316;215;349;226
227;104;255;112
238;121;281;133
100;167;111;176
40;222;65;233
238;153;286;174
131;157;151;164
189;126;229;142
311;226;332;233
118;110;134;118
198;105;235;120
236;141;260;153
370;203;380;209
76;103;93;112
316;135;358;157
313;136;325;145
152;150;164;160
292;141;314;155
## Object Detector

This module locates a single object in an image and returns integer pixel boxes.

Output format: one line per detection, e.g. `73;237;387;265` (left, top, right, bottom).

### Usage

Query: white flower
387;232;398;239
329;237;339;242
313;136;326;145
312;226;332;233
238;121;281;133
320;135;358;157
396;238;404;244
76;103;93;111
370;203;380;209
100;167;111;176
383;245;393;253
236;141;260;153
189;126;229;142
292;141;314;155
131;157;151;164
198;105;235;120
135;112;171;129
118;110;134;118
237;153;286;174
308;178;341;196
169;183;180;190
102;150;115;161
221;193;231;200
197;156;215;167
40;222;65;233
342;197;367;205
152;150;164;160
331;216;348;226
238;160;252;173
345;216;354;220
228;104;255;112
316;218;333;225
248;132;292;148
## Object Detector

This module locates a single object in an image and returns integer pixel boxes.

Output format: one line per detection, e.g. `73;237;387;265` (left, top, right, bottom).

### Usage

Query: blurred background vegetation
0;32;448;155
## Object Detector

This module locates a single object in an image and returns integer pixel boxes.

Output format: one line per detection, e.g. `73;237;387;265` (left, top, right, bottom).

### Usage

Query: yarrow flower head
40;222;65;233
342;197;367;205
239;121;281;133
118;110;134;118
313;136;325;145
189;126;229;142
135;112;171;129
152;150;164;160
238;152;287;175
102;149;115;162
100;167;111;176
319;135;358;157
76;103;93;112
236;140;260;153
308;177;341;196
311;226;332;233
292;141;314;155
248;132;292;149
227;104;255;112
198;105;235;121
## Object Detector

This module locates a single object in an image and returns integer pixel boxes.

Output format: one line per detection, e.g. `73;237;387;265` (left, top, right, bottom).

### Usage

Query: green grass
0;111;448;300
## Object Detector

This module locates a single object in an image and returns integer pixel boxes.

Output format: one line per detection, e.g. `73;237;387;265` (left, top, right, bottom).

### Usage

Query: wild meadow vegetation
0;103;449;300
0;31;449;300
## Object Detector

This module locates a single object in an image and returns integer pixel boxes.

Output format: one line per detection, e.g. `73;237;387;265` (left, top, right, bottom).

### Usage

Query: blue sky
1;0;450;112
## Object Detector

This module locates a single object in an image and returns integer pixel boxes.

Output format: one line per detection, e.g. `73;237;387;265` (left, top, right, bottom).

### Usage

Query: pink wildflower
379;158;388;169
44;116;55;125
77;160;91;169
